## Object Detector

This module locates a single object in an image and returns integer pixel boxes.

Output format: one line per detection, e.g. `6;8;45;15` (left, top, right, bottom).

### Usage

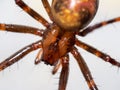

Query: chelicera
0;0;120;90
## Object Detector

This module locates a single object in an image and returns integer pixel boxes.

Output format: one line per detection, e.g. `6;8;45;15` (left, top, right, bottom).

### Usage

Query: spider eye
51;0;98;31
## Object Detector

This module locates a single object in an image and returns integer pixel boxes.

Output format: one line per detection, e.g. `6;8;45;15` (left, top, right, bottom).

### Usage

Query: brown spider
0;0;120;90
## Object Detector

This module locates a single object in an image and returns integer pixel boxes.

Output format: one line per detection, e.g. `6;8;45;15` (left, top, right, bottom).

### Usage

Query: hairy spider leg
0;40;42;71
52;55;69;90
75;39;120;67
59;55;69;90
0;24;44;69
0;24;44;36
15;0;49;27
42;0;53;20
78;17;120;36
71;47;98;90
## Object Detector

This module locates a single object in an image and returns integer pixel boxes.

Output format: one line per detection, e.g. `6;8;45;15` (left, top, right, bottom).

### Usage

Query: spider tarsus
105;55;120;67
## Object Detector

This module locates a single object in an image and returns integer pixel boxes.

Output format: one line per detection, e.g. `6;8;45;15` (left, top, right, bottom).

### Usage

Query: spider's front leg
0;40;42;71
59;55;69;90
71;47;98;90
52;55;69;90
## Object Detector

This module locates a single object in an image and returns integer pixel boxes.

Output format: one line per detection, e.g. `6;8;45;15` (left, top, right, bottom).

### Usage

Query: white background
0;0;120;90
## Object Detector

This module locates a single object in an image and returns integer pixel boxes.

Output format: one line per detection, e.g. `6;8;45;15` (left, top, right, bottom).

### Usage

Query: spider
0;0;120;90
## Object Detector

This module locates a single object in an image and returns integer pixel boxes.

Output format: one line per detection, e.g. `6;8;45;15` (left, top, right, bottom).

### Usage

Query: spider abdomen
51;0;98;31
42;25;75;65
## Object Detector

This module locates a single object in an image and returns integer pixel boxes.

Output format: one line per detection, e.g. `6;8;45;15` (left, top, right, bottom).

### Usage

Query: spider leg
75;39;120;67
0;40;42;71
42;0;53;20
71;47;98;90
0;24;44;36
78;17;120;36
15;0;49;27
58;55;69;90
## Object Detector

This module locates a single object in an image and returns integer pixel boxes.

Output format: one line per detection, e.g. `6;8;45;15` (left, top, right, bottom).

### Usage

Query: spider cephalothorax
0;0;120;90
42;24;75;65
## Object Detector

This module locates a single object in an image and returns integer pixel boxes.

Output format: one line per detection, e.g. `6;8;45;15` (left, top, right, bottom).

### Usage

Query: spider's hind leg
42;0;53;21
78;17;120;36
15;0;49;27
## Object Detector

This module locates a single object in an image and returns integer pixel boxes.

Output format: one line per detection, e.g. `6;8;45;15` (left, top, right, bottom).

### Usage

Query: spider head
51;0;98;31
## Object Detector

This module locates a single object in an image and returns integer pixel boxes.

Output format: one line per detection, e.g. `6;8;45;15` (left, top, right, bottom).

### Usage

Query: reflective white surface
0;0;120;90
